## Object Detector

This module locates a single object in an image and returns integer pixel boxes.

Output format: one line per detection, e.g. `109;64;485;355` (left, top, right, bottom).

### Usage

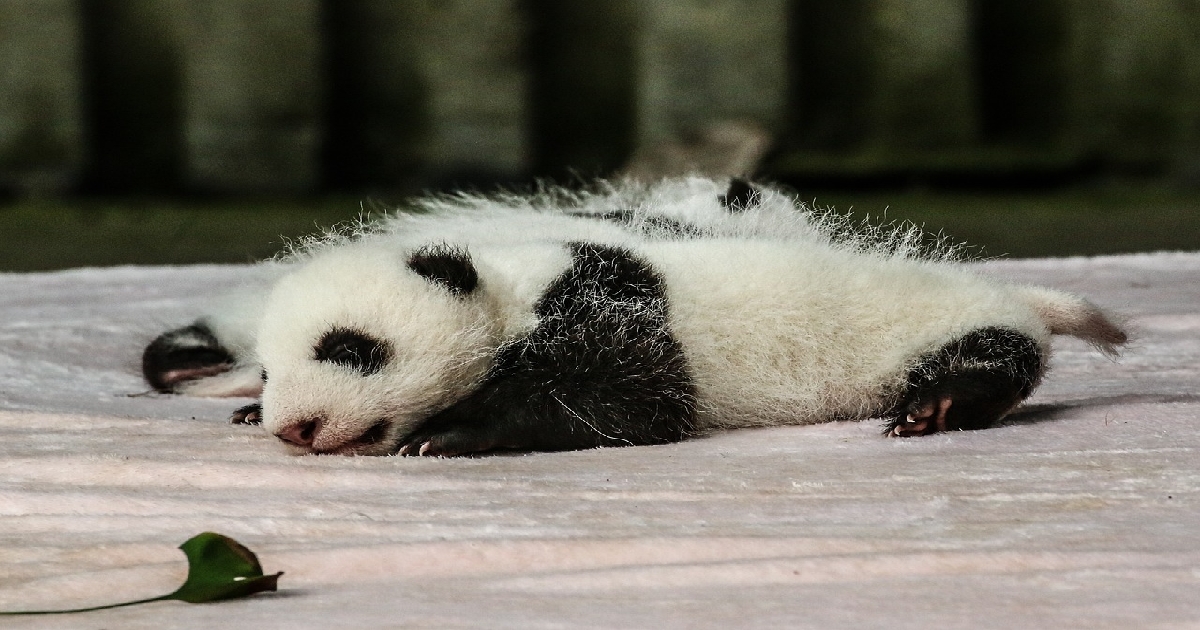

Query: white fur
173;283;273;397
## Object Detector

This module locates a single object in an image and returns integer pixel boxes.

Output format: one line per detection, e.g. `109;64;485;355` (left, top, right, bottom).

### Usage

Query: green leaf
166;532;283;603
1;532;283;615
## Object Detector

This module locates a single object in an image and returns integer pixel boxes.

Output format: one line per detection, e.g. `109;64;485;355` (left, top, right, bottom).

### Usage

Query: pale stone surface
0;254;1198;628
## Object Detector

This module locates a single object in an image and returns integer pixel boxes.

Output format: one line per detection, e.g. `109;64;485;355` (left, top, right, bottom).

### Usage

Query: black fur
142;322;235;392
314;328;392;376
884;327;1044;435
718;178;758;211
231;402;262;425
407;244;478;295
398;242;696;456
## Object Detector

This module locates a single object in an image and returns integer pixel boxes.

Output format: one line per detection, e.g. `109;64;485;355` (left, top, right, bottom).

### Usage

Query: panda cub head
256;242;500;455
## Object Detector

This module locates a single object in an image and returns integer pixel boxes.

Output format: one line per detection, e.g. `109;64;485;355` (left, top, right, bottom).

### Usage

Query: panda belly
641;240;1051;430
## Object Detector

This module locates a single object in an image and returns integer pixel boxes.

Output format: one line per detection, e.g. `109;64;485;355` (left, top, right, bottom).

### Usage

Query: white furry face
256;245;501;455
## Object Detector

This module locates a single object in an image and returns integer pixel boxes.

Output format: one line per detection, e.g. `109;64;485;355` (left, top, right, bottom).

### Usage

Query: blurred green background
2;1;1198;271
4;186;1200;271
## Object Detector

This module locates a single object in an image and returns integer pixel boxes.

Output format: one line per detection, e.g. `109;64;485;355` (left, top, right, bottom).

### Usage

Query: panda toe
398;429;497;457
230;403;263;425
887;396;952;437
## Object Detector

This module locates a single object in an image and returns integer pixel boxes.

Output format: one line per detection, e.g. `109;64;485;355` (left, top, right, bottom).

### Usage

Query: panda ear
407;244;479;296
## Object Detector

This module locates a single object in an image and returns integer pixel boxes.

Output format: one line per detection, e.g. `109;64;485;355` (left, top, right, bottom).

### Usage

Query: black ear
407;244;479;296
718;178;759;212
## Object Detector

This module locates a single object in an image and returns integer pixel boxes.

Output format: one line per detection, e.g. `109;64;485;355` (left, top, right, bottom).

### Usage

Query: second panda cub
250;232;1126;456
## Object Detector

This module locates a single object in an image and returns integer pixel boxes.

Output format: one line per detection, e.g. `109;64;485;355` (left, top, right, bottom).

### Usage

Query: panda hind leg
142;321;263;398
886;327;1045;437
143;322;233;391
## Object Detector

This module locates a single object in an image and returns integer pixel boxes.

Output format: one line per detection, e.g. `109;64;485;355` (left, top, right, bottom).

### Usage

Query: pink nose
275;418;322;447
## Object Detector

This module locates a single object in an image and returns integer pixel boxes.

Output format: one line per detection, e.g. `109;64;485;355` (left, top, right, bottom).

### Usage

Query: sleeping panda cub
242;205;1126;456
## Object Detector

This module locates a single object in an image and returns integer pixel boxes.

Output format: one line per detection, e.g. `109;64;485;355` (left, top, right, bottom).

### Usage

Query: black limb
885;327;1044;437
398;242;696;456
142;322;235;392
230;402;262;425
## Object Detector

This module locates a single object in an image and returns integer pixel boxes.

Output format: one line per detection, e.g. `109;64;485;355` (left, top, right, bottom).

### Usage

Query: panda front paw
396;427;499;457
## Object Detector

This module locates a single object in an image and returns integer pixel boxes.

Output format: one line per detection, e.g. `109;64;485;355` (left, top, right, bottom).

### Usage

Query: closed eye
314;327;392;376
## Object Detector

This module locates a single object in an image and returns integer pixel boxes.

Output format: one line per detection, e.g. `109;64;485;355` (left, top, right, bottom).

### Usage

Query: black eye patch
314;327;392;376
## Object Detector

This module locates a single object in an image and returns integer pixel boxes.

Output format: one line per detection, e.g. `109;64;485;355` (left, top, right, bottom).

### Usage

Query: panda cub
223;183;1126;457
143;177;797;401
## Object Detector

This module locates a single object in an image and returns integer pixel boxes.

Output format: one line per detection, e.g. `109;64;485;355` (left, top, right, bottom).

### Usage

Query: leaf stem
0;594;172;615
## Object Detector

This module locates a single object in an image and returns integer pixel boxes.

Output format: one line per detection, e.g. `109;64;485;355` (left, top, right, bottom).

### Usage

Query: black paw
231;403;262;425
142;322;235;392
396;426;500;457
884;327;1044;437
885;395;952;437
883;382;1029;437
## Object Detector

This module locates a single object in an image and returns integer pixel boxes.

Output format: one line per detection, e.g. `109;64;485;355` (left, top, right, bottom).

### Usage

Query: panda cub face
256;243;500;455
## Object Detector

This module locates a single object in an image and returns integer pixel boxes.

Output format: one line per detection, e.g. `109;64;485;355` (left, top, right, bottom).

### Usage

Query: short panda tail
1019;286;1129;356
